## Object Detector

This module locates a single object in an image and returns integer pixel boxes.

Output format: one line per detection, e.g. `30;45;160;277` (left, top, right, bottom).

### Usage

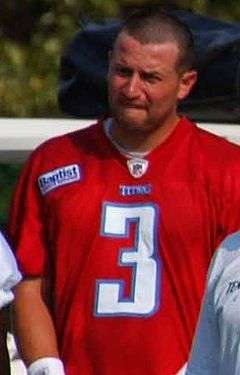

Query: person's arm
13;277;65;374
8;151;66;374
185;249;224;375
0;307;10;375
0;230;22;310
185;287;219;374
0;231;22;374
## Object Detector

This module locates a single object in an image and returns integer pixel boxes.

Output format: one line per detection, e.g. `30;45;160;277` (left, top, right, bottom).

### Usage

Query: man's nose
123;73;142;98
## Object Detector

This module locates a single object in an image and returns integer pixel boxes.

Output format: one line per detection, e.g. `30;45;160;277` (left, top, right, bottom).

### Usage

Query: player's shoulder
217;231;240;263
29;120;101;165
190;119;240;157
39;121;100;153
186;118;240;173
209;231;240;284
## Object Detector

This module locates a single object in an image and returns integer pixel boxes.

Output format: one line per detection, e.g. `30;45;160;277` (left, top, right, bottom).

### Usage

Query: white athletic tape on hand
27;357;65;375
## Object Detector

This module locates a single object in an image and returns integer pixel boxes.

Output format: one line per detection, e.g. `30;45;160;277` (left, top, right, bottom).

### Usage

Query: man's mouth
120;101;146;110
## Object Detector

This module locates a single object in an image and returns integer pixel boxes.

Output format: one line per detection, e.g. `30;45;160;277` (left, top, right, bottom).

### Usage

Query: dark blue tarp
59;11;240;122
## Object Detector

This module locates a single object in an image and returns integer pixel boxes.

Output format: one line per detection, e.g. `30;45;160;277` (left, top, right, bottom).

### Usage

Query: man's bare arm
13;277;60;367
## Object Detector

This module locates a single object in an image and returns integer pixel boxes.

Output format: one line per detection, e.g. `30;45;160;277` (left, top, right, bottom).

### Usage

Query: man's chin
120;120;148;132
116;112;149;131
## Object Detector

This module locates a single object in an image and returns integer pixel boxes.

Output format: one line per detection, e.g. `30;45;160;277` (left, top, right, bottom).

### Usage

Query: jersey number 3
95;203;160;317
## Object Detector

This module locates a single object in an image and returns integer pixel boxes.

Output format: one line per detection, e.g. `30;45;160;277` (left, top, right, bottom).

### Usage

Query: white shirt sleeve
0;231;22;308
185;250;222;375
186;231;240;375
185;288;219;374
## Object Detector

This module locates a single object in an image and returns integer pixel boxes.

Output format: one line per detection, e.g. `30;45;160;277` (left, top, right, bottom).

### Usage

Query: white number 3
95;203;160;317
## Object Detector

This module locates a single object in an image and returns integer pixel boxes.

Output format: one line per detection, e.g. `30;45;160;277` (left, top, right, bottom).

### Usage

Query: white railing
0;118;240;163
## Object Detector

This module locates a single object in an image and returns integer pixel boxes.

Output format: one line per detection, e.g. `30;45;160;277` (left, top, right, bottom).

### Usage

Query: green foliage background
0;0;239;224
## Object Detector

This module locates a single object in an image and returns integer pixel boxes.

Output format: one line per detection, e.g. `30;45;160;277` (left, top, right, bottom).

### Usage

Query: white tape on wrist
27;357;65;375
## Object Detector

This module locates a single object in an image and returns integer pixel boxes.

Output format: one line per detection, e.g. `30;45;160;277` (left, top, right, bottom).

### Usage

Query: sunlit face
108;32;196;134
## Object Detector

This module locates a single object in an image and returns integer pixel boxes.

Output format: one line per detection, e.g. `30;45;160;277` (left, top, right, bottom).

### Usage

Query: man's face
108;32;196;134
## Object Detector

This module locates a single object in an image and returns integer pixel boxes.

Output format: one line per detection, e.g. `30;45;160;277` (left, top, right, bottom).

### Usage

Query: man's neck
110;116;180;153
104;119;149;158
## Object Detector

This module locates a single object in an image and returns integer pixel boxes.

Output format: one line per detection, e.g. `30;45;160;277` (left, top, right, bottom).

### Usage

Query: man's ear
177;70;198;101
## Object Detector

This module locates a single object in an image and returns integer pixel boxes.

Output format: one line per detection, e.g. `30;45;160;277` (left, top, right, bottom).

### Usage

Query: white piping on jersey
103;118;150;159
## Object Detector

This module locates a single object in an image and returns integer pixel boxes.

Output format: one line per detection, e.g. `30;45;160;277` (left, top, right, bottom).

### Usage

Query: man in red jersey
9;8;240;375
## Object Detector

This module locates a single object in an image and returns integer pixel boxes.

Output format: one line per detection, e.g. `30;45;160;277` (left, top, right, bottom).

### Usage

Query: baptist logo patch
127;158;149;178
38;164;81;195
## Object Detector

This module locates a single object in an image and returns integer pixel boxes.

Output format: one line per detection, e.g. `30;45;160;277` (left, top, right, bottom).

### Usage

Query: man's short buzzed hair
118;8;197;73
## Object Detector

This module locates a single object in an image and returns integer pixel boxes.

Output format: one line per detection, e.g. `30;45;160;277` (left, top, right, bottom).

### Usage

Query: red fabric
9;117;240;374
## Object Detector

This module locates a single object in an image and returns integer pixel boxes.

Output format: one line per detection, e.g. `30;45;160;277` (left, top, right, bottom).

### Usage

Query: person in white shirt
186;231;240;375
0;230;22;375
0;231;22;309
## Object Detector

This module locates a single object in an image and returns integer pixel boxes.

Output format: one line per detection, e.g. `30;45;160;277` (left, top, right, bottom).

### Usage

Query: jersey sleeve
8;151;48;278
217;151;240;243
198;131;240;245
186;247;225;374
0;231;22;308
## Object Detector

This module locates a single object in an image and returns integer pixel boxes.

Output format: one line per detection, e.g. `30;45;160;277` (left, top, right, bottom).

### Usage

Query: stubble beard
110;99;156;136
109;103;180;153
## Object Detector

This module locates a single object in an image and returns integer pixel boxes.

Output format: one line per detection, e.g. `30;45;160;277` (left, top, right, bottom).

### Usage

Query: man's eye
115;67;132;76
142;74;160;83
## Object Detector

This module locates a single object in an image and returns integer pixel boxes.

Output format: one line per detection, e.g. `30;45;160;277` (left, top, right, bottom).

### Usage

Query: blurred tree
0;0;82;118
0;0;52;43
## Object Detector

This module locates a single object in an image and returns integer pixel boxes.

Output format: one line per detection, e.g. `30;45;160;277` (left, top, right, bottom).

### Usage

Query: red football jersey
9;117;240;374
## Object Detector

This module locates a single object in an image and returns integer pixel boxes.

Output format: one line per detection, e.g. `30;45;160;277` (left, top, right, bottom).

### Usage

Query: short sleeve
8;151;49;277
0;231;22;308
218;154;240;243
185;248;225;374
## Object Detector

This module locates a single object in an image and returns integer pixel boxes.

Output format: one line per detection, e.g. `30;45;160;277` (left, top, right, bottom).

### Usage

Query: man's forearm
13;278;60;367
